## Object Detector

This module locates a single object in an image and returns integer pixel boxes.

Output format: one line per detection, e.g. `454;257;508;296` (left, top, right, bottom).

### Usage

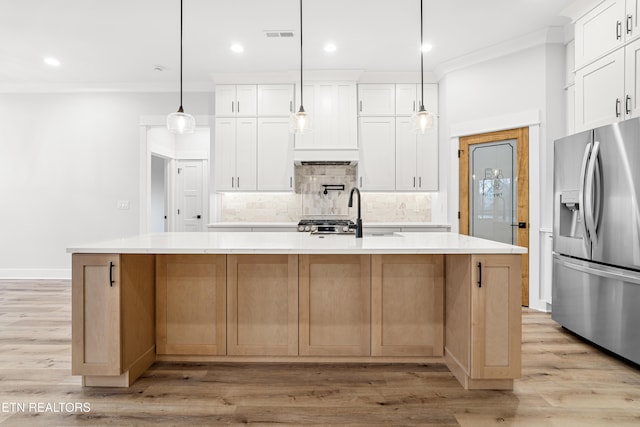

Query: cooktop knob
342;226;349;232
310;225;318;232
298;225;305;232
304;225;311;231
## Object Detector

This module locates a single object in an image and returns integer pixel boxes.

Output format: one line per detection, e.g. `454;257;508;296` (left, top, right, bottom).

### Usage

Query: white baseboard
0;269;71;280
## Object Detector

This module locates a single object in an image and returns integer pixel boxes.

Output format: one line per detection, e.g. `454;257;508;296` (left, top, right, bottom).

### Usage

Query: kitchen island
68;232;526;390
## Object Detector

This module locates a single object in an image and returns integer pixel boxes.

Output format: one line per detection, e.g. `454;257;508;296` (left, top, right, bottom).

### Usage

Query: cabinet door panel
227;255;298;356
416;123;439;191
214;118;237;191
235;118;257;190
625;38;640;119
575;49;624;131
359;117;395;191
299;254;371;356
575;0;625;68
236;85;257;116
72;254;121;376
470;255;521;379
371;255;444;356
156;255;226;355
396;84;417;116
257;118;293;191
358;84;395;115
215;85;237;116
257;84;294;116
395;117;418;191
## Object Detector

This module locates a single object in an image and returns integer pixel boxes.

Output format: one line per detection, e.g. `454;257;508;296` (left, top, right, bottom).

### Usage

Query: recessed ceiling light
44;57;61;67
324;43;337;53
421;43;433;52
230;43;244;53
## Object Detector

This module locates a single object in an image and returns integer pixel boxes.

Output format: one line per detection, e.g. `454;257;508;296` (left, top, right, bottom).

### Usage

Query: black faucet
348;187;363;238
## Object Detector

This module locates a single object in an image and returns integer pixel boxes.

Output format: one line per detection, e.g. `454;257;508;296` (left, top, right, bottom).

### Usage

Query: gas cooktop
297;219;355;234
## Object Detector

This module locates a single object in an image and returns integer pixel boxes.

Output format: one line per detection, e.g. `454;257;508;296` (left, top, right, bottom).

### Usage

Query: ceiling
0;0;575;91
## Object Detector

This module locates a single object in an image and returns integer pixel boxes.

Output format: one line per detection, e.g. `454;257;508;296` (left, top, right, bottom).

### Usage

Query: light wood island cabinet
227;254;298;356
371;254;444;357
156;255;226;356
299;254;371;356
445;254;521;390
71;254;155;387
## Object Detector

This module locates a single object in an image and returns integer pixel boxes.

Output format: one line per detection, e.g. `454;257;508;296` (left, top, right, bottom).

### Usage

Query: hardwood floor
1;280;640;426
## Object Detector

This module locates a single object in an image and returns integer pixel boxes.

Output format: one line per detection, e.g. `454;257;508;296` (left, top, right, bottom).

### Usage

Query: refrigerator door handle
558;256;640;285
584;140;601;245
578;142;593;254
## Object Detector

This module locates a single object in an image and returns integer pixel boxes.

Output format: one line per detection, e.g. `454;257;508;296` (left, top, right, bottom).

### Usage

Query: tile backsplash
218;165;433;222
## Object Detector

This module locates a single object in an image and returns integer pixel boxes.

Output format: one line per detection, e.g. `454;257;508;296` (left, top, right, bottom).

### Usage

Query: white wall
0;92;212;278
150;155;166;233
439;43;566;311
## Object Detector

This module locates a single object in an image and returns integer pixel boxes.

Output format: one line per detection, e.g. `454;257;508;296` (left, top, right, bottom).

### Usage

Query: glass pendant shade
289;106;313;134
167;107;195;134
411;105;433;134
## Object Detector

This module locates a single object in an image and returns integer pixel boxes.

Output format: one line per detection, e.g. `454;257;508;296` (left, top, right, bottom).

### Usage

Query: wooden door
227;255;298;356
470;255;522;379
371;254;444;356
459;127;529;306
156;255;226;355
299;254;371;356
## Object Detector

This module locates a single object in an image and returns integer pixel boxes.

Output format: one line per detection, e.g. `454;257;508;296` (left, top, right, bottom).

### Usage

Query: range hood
293;149;359;165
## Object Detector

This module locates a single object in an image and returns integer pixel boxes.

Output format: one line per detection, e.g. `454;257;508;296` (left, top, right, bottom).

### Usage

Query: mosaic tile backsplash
218;165;433;222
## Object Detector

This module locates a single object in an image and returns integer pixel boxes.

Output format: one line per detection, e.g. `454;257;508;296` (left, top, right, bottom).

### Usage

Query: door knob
510;222;526;228
193;215;201;219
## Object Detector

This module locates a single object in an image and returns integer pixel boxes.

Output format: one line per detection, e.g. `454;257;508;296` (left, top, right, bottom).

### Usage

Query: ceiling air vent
264;30;295;38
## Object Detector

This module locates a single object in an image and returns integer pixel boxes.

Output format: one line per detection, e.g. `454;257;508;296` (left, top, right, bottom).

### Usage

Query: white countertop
68;232;526;255
207;222;451;228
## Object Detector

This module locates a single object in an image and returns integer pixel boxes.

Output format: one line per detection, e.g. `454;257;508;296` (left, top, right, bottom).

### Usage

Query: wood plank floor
1;280;640;426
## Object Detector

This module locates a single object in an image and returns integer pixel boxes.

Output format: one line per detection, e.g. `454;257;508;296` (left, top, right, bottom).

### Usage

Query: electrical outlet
117;200;130;210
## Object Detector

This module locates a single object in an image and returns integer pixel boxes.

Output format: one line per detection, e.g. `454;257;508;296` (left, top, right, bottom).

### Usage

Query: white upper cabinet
214;117;257;191
395;117;438;191
359;117;396;191
257;118;294;191
395;84;439;116
575;0;629;68
257;85;294;117
215;85;257;117
295;82;357;149
358;84;395;116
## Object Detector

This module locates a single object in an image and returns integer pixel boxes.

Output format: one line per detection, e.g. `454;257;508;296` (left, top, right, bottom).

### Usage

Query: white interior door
177;160;205;232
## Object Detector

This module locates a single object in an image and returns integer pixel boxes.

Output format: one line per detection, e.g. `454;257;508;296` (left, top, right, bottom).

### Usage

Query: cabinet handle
413;177;416;188
419;176;422;188
290;101;293;112
109;261;115;287
290;176;293;188
231;177;234;188
237;176;240;188
626;95;632;115
237;101;240;113
628;14;633;35
413;101;416;112
477;262;482;288
232;101;234;113
617;20;622;40
360;177;363;187
360;100;363;112
616;98;622;118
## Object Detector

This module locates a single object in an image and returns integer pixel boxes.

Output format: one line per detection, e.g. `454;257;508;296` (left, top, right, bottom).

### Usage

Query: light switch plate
117;200;130;210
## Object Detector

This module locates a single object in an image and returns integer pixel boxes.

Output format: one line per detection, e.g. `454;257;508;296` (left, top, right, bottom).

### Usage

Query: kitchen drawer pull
109;261;115;287
628;14;633;35
626;95;632;115
477;262;482;288
617;20;623;40
616;98;622;118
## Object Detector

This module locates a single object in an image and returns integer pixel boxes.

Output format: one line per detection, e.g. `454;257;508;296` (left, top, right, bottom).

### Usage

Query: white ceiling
0;0;575;91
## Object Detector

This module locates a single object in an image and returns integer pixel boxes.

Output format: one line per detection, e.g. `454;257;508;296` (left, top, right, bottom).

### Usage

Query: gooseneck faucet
348;187;363;238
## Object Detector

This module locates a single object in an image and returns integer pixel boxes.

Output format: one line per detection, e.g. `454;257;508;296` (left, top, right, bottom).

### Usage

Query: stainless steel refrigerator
553;118;640;365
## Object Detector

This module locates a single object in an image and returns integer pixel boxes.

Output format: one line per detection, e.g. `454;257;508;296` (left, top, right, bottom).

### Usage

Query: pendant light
290;0;313;134
410;0;434;134
167;0;195;134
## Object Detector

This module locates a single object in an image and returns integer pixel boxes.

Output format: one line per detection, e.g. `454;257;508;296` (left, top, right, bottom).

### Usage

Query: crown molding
560;0;604;22
0;81;214;94
434;27;565;80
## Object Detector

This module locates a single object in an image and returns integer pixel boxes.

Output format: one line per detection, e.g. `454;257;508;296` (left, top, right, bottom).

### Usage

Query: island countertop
67;231;527;255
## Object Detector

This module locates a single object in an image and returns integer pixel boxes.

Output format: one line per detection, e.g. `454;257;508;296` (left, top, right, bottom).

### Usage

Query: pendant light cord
300;0;304;108
420;0;424;109
180;0;184;109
